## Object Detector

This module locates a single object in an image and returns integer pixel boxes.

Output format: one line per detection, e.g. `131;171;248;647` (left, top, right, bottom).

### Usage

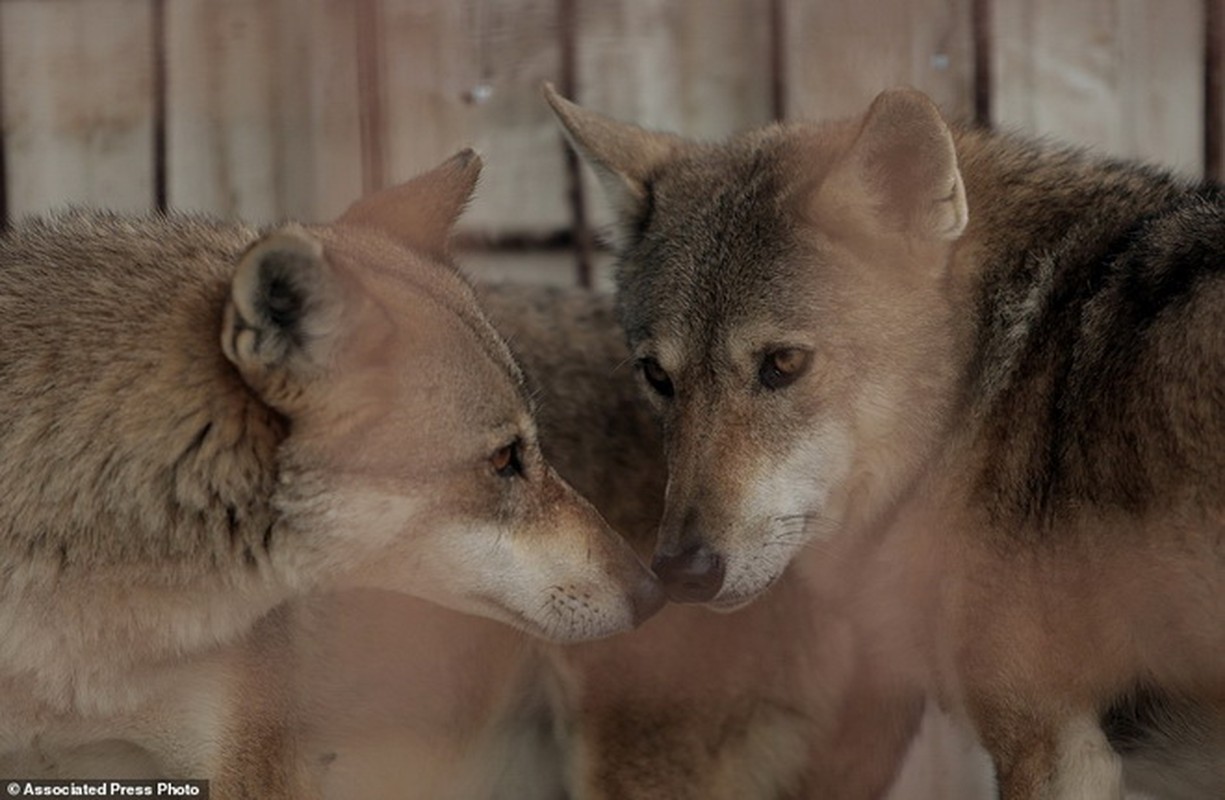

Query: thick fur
0;153;660;795
30;283;993;798
482;283;992;800
546;84;1225;798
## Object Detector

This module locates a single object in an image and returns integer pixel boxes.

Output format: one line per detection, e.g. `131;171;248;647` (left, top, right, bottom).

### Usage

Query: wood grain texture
0;0;1215;242
165;0;363;223
782;0;975;124
379;0;570;238
573;0;774;236
992;0;1205;177
1206;0;1223;182
1;0;156;218
575;0;773;134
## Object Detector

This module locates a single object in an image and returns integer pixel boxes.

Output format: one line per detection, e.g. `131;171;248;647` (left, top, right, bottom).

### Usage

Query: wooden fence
0;0;1218;286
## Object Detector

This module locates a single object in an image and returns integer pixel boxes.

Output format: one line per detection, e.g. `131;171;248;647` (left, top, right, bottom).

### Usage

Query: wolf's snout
651;543;725;603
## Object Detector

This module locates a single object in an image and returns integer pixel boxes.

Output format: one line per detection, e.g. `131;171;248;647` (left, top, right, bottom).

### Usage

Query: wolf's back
956;133;1225;529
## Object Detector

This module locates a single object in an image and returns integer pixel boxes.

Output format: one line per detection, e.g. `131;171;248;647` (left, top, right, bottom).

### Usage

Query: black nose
651;543;725;603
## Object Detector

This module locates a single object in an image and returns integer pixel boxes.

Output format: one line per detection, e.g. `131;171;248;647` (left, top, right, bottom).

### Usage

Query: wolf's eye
638;357;675;398
490;440;523;478
759;348;811;391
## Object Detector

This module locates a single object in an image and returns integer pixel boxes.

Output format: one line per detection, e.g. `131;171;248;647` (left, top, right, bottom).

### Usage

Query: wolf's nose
651;544;725;603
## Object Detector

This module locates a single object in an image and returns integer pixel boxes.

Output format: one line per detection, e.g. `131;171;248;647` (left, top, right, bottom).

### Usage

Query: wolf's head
547;87;967;608
222;151;662;640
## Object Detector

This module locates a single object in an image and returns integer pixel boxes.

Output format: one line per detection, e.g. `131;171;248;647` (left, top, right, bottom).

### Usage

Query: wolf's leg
1049;716;1124;800
209;608;319;800
987;711;1123;800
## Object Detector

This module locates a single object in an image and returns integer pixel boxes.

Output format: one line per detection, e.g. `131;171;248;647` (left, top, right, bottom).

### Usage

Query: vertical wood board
572;0;775;238
379;0;570;237
165;0;364;224
2;0;156;218
992;0;1204;176
782;0;975;124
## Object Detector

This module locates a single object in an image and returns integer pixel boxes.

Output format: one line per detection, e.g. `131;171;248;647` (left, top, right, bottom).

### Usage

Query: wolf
259;284;989;800
479;283;991;800
0;151;661;796
545;83;1225;798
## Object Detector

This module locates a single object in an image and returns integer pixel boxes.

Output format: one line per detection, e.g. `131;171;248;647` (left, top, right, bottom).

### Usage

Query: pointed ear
336;149;481;257
222;225;343;410
542;82;682;248
817;89;967;242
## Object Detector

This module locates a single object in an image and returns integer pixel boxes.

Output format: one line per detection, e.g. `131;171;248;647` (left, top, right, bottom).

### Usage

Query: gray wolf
0;151;660;796
480;283;991;799
546;82;1225;798
246;284;990;800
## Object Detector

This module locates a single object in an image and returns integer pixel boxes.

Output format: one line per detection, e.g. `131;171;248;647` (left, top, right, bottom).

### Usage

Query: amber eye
490;440;523;478
759;348;811;391
638;357;675;398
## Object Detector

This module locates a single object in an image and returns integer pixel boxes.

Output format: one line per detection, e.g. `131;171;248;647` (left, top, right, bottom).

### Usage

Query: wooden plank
573;0;775;235
165;0;364;224
378;0;570;238
782;0;975;123
284;0;366;223
164;0;282;221
575;0;774;134
1;0;156;218
992;0;1205;177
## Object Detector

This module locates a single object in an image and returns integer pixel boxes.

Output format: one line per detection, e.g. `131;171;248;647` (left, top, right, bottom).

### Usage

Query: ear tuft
819;88;967;242
223;226;339;402
335;149;482;257
542;82;681;249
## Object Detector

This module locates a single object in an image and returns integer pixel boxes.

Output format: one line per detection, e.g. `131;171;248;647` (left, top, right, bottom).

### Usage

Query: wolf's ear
222;226;343;410
817;89;967;242
336;149;481;257
543;82;682;248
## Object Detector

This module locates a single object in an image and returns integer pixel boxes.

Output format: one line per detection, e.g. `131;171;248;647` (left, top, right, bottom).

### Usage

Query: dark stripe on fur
176;421;213;470
1102;684;1169;755
974;182;1225;531
632;177;657;245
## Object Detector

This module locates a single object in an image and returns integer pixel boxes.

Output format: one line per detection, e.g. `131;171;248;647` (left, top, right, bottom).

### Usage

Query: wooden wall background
0;0;1218;287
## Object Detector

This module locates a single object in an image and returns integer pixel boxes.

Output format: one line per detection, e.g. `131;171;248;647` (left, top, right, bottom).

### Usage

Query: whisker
612;353;637;374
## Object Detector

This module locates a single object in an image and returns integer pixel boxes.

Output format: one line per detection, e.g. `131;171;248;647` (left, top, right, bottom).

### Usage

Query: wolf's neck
940;129;1203;527
0;574;294;718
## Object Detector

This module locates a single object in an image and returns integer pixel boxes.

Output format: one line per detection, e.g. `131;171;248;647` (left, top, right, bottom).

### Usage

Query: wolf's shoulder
970;183;1225;531
0;208;279;571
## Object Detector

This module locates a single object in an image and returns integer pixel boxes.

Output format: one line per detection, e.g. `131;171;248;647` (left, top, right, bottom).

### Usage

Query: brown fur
93;279;991;799
284;590;567;800
0;152;660;796
546;84;1225;798
481;283;991;800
